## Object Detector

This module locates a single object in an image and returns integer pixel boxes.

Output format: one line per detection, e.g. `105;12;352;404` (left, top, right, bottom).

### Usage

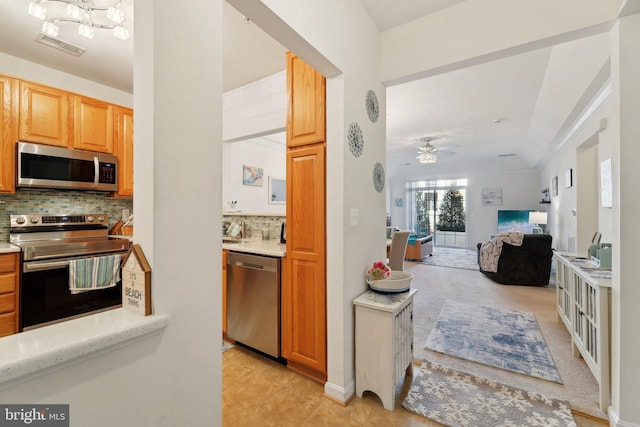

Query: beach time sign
122;244;152;315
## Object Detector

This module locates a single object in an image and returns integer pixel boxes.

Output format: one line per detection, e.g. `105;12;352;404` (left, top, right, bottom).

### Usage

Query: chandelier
416;142;438;164
28;0;130;40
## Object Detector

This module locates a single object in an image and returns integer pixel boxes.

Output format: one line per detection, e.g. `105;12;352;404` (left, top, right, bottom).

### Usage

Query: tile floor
223;344;607;427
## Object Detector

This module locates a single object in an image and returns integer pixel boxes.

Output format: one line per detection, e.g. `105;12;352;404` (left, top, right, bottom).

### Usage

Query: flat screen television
497;210;535;234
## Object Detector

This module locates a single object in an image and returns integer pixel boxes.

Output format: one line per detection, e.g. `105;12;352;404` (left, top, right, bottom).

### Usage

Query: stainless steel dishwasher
226;251;281;358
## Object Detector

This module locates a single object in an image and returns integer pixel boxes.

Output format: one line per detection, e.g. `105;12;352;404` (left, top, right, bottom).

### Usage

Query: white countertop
0;308;169;389
222;238;286;257
0;243;21;254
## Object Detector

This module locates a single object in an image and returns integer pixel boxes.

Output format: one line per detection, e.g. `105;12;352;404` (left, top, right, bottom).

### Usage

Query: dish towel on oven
69;254;121;294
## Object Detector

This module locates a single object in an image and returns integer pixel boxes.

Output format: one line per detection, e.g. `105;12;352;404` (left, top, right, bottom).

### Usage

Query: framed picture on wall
552;176;559;197
481;187;502;206
565;168;573;188
268;176;285;204
242;165;264;186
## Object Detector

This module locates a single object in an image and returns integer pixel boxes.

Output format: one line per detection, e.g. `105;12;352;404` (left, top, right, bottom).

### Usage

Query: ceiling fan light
66;4;83;20
113;25;129;40
107;6;125;24
41;21;60;37
79;24;95;38
28;2;47;20
417;152;437;164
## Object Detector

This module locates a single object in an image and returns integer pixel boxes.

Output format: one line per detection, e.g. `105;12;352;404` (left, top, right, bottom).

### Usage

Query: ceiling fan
415;136;458;164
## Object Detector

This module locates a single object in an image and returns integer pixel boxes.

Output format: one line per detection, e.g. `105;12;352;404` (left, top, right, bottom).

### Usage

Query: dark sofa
476;234;553;286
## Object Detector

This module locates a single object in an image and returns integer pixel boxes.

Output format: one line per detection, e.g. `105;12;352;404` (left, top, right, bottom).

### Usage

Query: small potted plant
366;261;391;282
365;261;413;293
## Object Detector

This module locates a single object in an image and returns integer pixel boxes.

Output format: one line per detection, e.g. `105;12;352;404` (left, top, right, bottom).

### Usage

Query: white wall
0;52;132;107
540;98;613;253
222;135;286;214
610;10;640;425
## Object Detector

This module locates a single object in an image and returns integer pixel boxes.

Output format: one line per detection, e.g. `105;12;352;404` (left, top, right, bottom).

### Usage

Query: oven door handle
23;260;70;273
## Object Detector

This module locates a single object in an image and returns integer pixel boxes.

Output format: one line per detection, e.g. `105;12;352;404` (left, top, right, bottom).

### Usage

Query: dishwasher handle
230;261;264;271
227;252;280;274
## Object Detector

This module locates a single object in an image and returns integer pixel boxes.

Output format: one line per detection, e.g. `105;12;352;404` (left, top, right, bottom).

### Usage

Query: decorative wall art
268;176;286;204
565;168;573;188
365;90;379;123
394;198;403;207
552;176;559;197
242;165;263;186
373;162;385;193
600;158;613;208
481;188;502;206
347;122;364;158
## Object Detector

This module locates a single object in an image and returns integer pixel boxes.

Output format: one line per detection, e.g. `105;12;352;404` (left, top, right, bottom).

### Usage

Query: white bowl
366;271;413;293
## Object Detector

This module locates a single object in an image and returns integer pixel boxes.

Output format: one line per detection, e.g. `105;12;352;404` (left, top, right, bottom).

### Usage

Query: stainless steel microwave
17;141;118;192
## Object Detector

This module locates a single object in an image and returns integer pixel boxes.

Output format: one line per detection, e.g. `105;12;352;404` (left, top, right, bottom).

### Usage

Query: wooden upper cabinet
73;95;114;153
286;52;326;148
0;75;18;193
113;106;133;197
19;81;70;148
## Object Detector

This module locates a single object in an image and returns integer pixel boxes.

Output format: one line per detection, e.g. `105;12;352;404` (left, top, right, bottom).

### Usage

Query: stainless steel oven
10;214;129;331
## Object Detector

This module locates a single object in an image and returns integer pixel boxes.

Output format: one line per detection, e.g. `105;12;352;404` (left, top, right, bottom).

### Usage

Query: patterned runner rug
425;300;562;383
402;360;576;427
421;247;479;270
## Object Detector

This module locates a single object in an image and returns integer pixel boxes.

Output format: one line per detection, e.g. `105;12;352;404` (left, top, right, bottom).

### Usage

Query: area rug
402;360;576;427
421;247;479;271
425;300;562;383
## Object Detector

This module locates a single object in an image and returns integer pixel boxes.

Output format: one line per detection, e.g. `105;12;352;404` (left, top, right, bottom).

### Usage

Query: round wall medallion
373;162;385;192
347;122;364;158
366;90;379;123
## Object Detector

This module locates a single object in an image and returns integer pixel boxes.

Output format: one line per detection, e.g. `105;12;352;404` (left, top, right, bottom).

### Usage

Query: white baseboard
324;378;355;404
608;406;640;427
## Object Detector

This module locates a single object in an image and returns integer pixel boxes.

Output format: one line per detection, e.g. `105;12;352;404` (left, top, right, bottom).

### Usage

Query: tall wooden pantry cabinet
282;52;327;382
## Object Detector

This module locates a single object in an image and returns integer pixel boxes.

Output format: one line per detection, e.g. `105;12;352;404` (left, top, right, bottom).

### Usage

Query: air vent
36;33;85;57
499;153;516;157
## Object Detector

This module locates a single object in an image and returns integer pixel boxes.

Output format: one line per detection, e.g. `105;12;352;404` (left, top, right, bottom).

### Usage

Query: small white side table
354;289;417;411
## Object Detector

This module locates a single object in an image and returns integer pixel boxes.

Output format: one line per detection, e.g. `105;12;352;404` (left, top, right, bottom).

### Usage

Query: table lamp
529;211;548;234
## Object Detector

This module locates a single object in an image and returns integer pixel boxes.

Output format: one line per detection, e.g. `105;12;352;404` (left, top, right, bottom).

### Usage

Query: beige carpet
406;261;607;421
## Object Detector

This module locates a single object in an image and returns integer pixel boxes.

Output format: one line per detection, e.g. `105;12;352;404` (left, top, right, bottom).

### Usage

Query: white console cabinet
554;252;611;410
354;289;417;411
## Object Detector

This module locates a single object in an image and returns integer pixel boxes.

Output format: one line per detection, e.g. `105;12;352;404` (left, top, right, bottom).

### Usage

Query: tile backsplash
0;190;133;242
223;214;286;241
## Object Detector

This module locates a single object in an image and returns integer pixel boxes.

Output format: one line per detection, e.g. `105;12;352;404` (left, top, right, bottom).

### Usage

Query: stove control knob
97;216;105;223
30;216;39;224
87;216;94;223
16;216;26;225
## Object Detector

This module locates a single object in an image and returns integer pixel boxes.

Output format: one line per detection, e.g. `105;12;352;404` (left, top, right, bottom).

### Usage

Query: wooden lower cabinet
222;249;230;340
283;143;326;381
0;252;20;337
